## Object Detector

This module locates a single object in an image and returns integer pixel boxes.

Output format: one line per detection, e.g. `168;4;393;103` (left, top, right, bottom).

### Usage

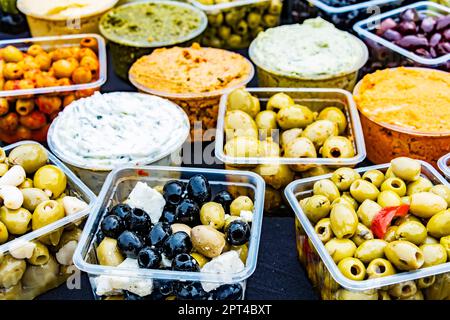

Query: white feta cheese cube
240;210;253;223
125;182;166;224
201;251;245;292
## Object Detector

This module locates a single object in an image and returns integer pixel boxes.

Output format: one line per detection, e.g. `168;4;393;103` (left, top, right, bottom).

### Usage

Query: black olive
176;281;209;300
226;220;251;246
172;253;200;272
160;204;177;224
163;180;185;206
123;291;144;300
154;279;174;296
147;222;172;247
213;190;234;214
100;215;125;239
162;231;192;259
117;231;144;258
187;174;211;205
127;208;152;235
175;199;200;226
211;283;243;300
109;204;132;221
137;247;161;269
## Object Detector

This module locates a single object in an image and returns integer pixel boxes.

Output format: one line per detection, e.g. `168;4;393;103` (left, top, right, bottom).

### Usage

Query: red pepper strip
371;204;410;239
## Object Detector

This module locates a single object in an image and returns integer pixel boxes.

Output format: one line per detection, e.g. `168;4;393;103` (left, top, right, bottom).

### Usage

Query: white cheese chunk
239;210;253;223
56;240;78;265
9;241;36;259
201;251;245;292
125;182;165;224
161;253;172;268
62;196;88;216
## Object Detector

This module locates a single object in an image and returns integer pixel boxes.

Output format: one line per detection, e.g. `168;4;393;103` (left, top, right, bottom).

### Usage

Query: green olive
300;195;331;223
430;185;450;206
426;209;450;238
39;228;63;246
380;177;407;197
423;236;439;244
330;167;361;191
317;107;347;134
417;276;436;289
384;226;398;242
32;200;65;230
218;25;231;40
200;202;225;230
336;289;378;300
19;178;33;189
301;120;338;149
227;89;260;118
367;258;396;279
331;196;356;210
385;167;396;179
224;136;259;158
401;196;411;205
33;165;67;199
423;273;450;300
253;163;293;189
268;0;282;14
21;188;50;212
377;190;402;208
410;192;447;218
393;214;421;226
338;257;366;281
255;110;277;137
191;225;226;258
263;13;279;27
258;139;280;157
27;241;49;266
8;143;48;174
22;255;60;292
420;244;447;267
231;244;248;264
280;128;302;149
0;221;8;244
388;280;417;299
406;177;433;196
96;237;124;267
235;20;248;35
440;235;450;258
390;157;421;182
378;291;391;300
227;34;243;48
357;199;382;228
320;136;355;159
247;11;262;29
350;179;380;203
0;255;26;288
384;240;424;271
324;238;356;263
330;203;358;239
276;104;315;130
266;92;294;111
351;223;374;246
190;252;209;268
314;218;334;243
395;221;427;245
0;148;5;163
208;12;224;27
340;193;358;210
284;137;317;172
355;239;388;264
302;166;333;178
0;206;32;235
313;179;340;203
402;291;424;300
224;110;258;140
230;196;253;216
362;170;385;188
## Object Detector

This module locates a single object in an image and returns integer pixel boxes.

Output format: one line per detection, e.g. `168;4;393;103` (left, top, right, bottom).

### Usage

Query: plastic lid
99;0;207;48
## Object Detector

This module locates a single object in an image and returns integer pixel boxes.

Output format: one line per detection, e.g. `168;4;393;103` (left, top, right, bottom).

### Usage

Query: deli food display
0;0;449;301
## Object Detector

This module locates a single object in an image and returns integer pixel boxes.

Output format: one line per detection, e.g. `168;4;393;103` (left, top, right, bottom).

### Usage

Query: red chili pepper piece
371;204;410;239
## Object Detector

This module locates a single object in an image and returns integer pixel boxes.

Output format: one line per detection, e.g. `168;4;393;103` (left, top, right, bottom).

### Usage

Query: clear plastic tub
186;0;283;49
353;1;450;74
438;153;450;180
17;0;119;37
99;1;208;80
0;34;107;143
0;141;96;300
73;166;265;300
285;161;450;300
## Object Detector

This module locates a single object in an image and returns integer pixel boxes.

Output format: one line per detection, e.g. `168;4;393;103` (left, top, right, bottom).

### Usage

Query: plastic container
16;0;119;37
186;0;283;49
353;67;450;169
291;0;407;31
73;166;265;300
0;34;107;143
0;141;96;300
353;1;450;74
285;161;450;300
99;1;208;80
438;153;450;180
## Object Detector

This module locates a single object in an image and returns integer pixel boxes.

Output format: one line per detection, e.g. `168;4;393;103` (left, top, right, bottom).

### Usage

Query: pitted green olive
355;239;388;264
362;170;385;188
417;276;435;289
378;291;391;300
230;196;253;217
426;209;450;238
263;14;279;27
32;200;65;230
424;273;450;300
330;167;361;191
377;190;402;208
317;107;347;134
331;196;356;210
320;136;355;159
268;0;282;14
18;178;33;189
410;192;447;218
385;167;396;179
430;185;450;206
8;144;48;174
301;120;338;149
393;214;421;226
314;218;334;243
0;206;32;235
440;235;450;258
21;188;50;212
280;128;303;149
395;221;427;245
423;236;439;244
406;177;433;196
384;226;398;242
367;258;396;279
284;137;317;172
224;110;258;140
390;157;421;182
253;164;293;190
200;202;225;230
0;221;8;244
403;291;424;300
330;203;358;239
258;139;280;157
380;178;407;197
21;255;59;291
338;257;366;281
350;179;380;203
351;223;374;246
266;93;294;111
401;196;411;205
247;12;262;29
0;255;26;288
208;12;223;27
341;193;358;210
388;280;417;299
218;25;231;40
357;199;382;228
224;136;259;158
276;105;315;130
191;225;226;258
420;244;447;267
227;34;243;49
33;165;67;199
300;195;331;223
384;240;424;271
324;238;356;263
313;179;340;202
235;20;248;35
97;237;124;267
227;89;260;118
336;289;378;300
255;110;277;136
27;241;49;266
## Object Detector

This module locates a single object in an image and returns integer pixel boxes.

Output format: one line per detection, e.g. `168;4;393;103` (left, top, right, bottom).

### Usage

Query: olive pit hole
391;181;400;188
330;148;341;158
318;227;326;235
350;265;361;276
402;285;412;294
35;255;47;264
376;265;386;274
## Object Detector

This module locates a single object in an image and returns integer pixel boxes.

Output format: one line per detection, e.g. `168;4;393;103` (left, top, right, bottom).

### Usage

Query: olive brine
96;174;255;300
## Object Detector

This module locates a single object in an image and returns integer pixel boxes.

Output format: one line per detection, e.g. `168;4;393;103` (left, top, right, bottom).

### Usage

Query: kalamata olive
400;8;419;22
430;33;442;47
442;42;450;53
395;35;428;48
443;29;450;41
430;47;437;58
377;18;397;35
383;29;402;41
398;21;417;35
420;17;436;33
436;43;450;55
436;15;450;30
415;48;431;58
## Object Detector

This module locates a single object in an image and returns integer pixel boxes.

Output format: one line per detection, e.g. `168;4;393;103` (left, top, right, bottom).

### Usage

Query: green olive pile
299;157;450;284
0;143;88;300
199;0;282;49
